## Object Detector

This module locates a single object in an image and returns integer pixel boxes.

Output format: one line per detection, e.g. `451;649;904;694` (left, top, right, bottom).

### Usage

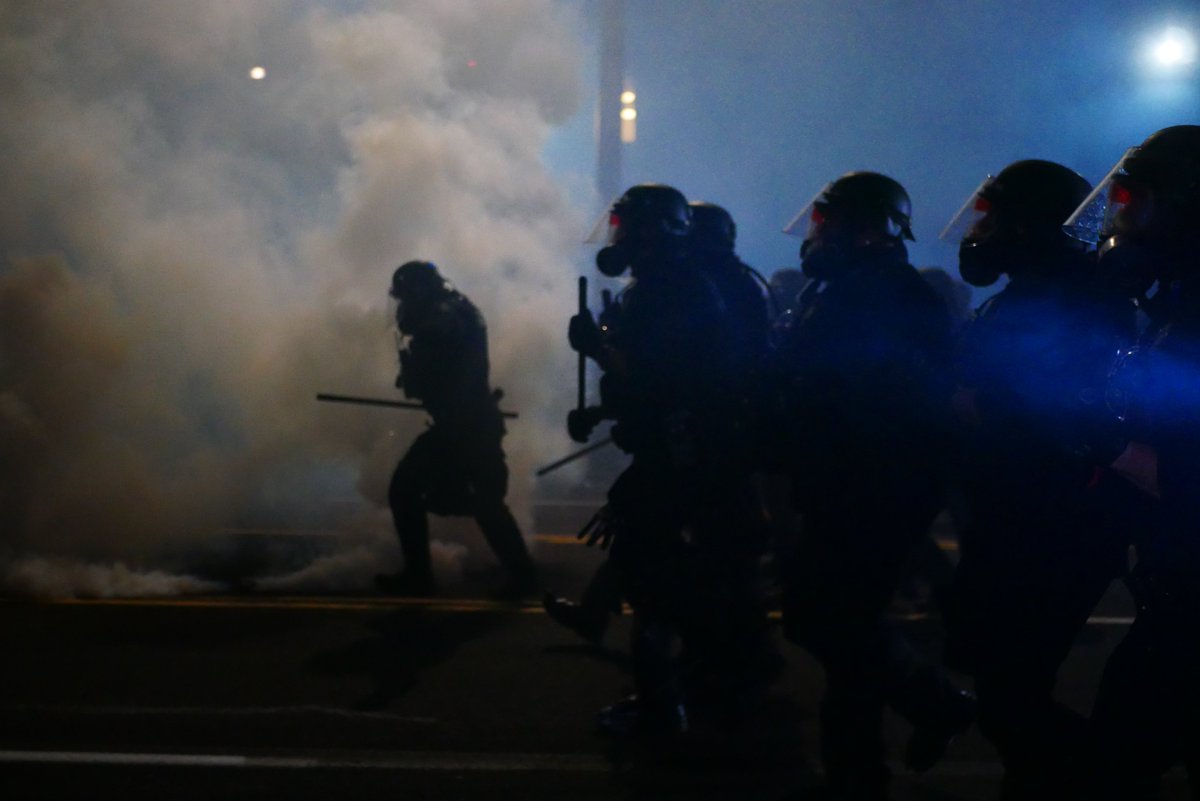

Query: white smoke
3;557;226;599
0;0;588;596
251;519;471;595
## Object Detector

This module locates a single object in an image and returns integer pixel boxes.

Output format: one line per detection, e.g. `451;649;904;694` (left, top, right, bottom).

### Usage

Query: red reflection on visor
1110;183;1133;206
811;207;826;224
973;196;992;213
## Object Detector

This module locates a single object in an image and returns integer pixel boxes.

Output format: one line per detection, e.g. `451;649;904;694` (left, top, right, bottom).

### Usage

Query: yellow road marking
218;528;960;551
26;596;550;613
0;596;1130;626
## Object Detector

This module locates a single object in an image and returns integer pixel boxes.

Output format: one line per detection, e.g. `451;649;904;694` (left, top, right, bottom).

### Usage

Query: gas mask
941;176;1008;287
595;243;630;277
798;234;852;281
956;239;1009;287
1064;149;1165;298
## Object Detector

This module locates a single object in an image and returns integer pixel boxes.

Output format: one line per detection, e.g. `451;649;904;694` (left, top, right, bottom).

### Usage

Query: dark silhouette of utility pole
596;0;625;205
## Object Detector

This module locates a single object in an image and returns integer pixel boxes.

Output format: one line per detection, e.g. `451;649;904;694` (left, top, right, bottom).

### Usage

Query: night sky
548;0;1198;279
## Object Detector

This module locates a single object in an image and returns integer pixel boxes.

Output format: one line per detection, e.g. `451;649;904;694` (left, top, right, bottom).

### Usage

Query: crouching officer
375;261;537;599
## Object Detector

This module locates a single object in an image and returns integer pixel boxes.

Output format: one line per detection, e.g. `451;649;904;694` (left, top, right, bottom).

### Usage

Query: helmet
1064;125;1200;288
783;171;913;280
587;183;691;246
784;171;915;243
941;160;1091;286
1065;125;1200;245
588;183;692;277
943;160;1092;242
688;201;737;253
389;260;446;299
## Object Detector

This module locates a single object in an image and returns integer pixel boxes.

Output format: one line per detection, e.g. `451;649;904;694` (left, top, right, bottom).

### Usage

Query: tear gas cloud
0;0;589;596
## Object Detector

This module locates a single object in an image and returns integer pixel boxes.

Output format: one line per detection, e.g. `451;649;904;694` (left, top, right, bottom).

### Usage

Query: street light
620;88;636;143
1148;26;1196;72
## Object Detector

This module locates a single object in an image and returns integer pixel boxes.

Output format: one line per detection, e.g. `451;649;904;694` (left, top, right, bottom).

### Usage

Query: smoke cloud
0;0;588;596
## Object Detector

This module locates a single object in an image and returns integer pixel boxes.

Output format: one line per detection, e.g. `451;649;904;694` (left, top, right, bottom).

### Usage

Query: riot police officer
567;183;763;734
1063;125;1200;800
684;200;779;716
544;200;771;652
939;160;1138;799
375;261;537;598
688;200;771;367
775;172;974;799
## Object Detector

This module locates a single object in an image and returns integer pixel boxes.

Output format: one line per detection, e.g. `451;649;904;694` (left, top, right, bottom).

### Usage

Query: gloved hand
568;311;602;359
577;505;619;549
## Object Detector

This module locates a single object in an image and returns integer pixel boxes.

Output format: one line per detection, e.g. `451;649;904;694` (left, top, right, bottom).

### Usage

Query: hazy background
1;0;1195;596
0;0;590;595
592;0;1199;276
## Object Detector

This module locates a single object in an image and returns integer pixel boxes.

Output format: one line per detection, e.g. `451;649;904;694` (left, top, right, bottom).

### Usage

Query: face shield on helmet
784;176;915;244
586;206;631;276
782;186;833;241
586;209;622;246
1063;149;1140;244
939;176;996;243
940;176;1007;287
587;184;692;277
783;187;847;281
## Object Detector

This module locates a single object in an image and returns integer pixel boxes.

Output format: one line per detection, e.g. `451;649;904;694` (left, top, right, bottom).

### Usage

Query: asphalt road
0;521;1191;800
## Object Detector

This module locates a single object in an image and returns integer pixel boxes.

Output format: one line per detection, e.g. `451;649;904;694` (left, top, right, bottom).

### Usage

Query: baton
535;436;614;477
577;275;588;412
316;393;518;419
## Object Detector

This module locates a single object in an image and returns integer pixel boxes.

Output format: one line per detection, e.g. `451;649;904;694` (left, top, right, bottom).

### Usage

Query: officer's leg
470;443;536;591
598;485;690;736
948;516;1119;797
544;559;620;643
783;510;895;796
821;669;890;800
794;501;973;783
630;612;688;732
381;432;436;594
681;541;776;718
974;672;1089;801
476;500;537;587
1091;615;1188;801
979;593;1111;797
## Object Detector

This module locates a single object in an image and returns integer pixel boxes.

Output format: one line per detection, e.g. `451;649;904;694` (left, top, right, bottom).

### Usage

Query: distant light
249;66;266;80
1151;26;1196;69
467;60;478;68
620;86;637;143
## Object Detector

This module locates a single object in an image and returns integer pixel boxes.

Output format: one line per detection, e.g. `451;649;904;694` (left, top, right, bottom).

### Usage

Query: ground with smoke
0;0;589;597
